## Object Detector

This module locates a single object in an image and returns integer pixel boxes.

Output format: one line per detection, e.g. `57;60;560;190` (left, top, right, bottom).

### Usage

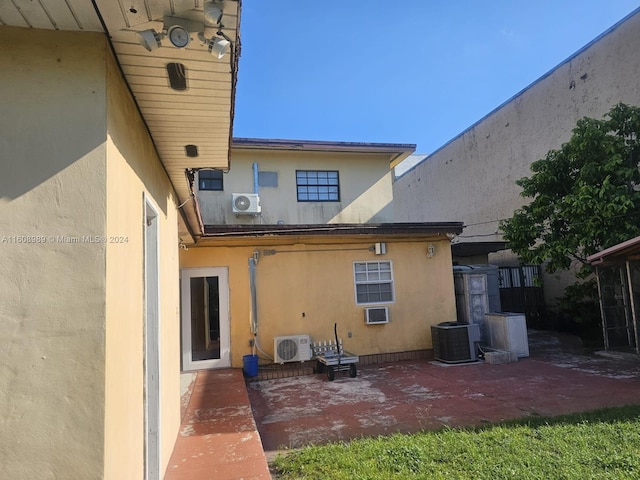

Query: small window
296;170;340;201
354;261;395;305
199;170;223;191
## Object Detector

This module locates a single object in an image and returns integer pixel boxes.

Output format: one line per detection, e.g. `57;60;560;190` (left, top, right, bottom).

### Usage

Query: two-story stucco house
179;138;463;371
0;1;240;478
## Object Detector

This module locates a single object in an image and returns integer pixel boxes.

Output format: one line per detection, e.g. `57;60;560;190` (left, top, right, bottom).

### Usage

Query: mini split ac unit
364;306;389;324
274;335;312;363
232;193;261;214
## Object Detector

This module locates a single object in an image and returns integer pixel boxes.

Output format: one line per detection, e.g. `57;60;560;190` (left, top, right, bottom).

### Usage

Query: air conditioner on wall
274;335;312;363
364;306;389;324
232;193;261;214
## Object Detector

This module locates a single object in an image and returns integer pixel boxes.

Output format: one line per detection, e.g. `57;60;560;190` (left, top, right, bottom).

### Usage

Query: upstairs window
354;261;395;305
296;170;340;201
199;170;224;191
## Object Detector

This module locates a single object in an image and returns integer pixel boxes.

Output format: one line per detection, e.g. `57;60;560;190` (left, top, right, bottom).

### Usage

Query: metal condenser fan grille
277;339;298;362
234;195;251;211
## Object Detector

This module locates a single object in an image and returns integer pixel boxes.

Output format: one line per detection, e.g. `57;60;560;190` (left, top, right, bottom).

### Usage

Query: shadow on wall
329;173;394;224
0;28;109;202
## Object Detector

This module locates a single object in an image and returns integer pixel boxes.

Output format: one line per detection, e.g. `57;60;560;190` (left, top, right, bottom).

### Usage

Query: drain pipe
248;251;259;335
249;250;273;360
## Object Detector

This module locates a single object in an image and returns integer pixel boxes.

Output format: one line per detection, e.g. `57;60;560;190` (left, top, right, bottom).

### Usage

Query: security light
198;31;230;58
207;37;230;58
204;0;224;26
137;29;163;51
136;10;232;56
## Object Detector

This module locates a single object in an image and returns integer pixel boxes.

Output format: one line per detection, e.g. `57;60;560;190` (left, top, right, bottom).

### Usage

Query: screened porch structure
588;235;640;354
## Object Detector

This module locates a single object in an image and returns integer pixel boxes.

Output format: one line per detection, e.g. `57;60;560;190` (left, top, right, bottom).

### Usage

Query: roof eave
202;222;464;238
232;137;416;165
587;235;640;265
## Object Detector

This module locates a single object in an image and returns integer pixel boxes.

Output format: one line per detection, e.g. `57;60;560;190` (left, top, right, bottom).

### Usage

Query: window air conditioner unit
364;306;389;324
274;335;312;363
232;193;261;214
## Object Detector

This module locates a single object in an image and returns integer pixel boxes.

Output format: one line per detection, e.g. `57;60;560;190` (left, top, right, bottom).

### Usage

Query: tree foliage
500;103;640;278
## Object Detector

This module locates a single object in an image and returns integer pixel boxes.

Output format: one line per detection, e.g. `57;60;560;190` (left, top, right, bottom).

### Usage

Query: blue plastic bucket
242;354;259;377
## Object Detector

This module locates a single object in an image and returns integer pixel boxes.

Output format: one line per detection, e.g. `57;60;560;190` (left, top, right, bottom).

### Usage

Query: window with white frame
354;261;395;305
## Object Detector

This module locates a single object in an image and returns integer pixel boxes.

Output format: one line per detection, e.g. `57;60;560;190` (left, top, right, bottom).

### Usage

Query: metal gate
498;265;546;328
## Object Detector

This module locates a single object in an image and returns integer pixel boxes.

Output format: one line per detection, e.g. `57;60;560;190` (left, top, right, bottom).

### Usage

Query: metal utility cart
312;323;359;381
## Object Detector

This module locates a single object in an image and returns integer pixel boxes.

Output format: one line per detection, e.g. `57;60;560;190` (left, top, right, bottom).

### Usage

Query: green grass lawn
272;405;640;479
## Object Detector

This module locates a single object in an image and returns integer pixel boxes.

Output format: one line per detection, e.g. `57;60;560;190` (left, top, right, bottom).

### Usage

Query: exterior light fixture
375;242;386;255
137;29;163;51
198;31;231;58
207;36;230;58
427;244;436;258
136;11;231;55
204;0;224;26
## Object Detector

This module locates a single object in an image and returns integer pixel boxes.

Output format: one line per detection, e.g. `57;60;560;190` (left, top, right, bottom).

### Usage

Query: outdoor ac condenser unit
232;193;261;214
274;335;312;363
431;322;480;363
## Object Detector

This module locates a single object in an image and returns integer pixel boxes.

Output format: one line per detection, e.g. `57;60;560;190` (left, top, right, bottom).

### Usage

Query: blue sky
233;1;640;154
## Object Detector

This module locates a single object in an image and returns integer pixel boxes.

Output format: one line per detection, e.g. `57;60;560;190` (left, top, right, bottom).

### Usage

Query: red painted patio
167;331;640;478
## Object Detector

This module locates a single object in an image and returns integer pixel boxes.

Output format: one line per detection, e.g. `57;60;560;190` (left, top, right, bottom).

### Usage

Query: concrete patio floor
165;369;271;480
246;331;640;461
168;331;640;478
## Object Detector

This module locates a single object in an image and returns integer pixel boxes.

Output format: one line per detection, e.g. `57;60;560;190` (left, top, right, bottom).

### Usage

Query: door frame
143;196;160;480
180;267;231;371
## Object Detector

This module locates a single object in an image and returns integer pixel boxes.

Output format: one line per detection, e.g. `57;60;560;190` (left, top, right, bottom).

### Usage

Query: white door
180;267;230;370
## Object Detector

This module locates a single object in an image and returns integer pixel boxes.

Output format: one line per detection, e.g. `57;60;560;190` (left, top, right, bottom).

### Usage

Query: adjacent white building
394;8;640;307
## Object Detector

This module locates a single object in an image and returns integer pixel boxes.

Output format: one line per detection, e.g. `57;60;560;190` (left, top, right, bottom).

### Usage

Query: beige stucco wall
104;46;181;478
198;149;394;225
181;237;456;367
393;10;640;305
0;28;108;479
0;27;181;479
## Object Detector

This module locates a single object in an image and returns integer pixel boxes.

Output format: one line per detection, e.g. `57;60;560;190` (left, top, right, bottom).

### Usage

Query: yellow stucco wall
0;28;108;479
0;27;181;479
198;150;395;225
104;47;181;478
181;238;456;367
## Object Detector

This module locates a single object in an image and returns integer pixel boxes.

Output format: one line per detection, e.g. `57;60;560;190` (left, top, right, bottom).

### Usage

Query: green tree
500;103;640;279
